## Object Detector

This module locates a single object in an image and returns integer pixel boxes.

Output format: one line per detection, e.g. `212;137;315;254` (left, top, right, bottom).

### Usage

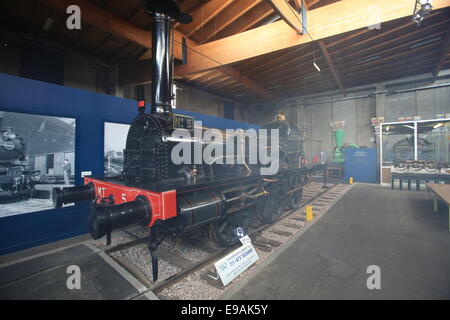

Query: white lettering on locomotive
170;121;280;175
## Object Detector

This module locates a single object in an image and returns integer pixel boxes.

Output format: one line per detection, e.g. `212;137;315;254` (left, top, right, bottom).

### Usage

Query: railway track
0;181;350;300
96;181;351;300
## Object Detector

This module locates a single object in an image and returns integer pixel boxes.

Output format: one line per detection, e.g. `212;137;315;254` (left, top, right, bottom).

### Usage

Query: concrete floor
0;243;149;300
227;184;450;300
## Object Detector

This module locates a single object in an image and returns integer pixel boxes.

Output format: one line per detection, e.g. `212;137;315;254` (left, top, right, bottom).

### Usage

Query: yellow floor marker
349;177;354;185
306;206;314;222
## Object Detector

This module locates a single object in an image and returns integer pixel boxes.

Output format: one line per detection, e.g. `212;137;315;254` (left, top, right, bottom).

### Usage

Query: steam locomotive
52;0;325;281
0;127;40;202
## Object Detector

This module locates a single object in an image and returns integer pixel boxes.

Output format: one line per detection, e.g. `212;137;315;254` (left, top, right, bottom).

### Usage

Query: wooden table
426;183;450;232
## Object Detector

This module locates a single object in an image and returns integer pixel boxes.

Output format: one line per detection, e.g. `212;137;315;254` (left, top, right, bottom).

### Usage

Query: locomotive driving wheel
256;155;291;224
213;208;252;247
256;183;285;224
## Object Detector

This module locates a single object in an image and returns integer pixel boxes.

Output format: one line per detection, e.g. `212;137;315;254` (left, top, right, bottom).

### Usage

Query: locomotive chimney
145;0;192;115
150;12;172;114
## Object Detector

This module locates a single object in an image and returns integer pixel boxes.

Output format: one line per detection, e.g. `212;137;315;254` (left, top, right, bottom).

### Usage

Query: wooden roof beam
332;18;450;62
40;0;181;60
295;0;323;10
173;0;210;29
432;24;450;81
292;0;302;10
105;3;147;63
307;0;322;8
74;0;113;45
185;71;214;82
331;11;447;57
177;79;241;104
324;9;448;50
119;58;278;101
217;66;278;100
40;0;278;101
174;0;450;76
280;51;439;88
294;0;317;10
177;0;235;38
267;0;302;34
214;2;275;39
198;0;264;44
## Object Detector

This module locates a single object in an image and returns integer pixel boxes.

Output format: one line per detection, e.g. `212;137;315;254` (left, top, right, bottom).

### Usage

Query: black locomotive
53;0;325;281
0;127;40;202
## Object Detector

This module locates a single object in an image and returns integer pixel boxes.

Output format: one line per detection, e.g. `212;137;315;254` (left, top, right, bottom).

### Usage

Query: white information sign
81;171;92;177
214;243;259;286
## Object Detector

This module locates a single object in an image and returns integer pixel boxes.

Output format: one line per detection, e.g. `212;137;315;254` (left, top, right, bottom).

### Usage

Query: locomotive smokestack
150;12;172;114
145;0;192;115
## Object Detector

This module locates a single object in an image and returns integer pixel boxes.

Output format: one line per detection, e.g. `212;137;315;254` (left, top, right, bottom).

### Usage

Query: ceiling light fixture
412;0;433;26
313;62;321;72
312;42;320;72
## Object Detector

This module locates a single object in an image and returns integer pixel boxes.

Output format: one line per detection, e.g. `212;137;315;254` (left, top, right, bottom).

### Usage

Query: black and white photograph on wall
0;110;76;218
104;122;129;178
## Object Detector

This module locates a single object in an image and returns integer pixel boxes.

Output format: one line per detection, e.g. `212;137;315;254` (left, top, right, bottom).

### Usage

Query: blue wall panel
0;73;258;255
344;148;378;184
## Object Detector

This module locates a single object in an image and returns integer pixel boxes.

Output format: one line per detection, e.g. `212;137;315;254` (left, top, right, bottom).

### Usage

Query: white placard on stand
214;242;259;286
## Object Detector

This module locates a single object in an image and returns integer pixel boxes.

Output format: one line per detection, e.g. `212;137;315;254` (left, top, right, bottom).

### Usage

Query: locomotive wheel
256;184;285;224
213;208;252;247
278;153;291;175
287;175;303;210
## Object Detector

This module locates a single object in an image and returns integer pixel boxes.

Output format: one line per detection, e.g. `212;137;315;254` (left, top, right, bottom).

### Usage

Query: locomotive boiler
0;127;40;201
52;0;325;281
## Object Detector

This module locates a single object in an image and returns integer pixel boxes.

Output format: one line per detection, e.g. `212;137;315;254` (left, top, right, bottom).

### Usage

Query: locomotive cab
261;111;304;169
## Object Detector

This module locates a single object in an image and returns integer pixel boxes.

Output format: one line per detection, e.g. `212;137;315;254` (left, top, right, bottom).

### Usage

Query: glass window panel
417;120;450;163
382;123;415;166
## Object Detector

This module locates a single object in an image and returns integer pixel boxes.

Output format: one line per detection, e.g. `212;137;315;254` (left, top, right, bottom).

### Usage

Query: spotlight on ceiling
412;0;433;26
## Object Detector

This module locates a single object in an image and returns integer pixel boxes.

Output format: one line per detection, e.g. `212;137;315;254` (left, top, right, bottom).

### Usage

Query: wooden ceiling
1;0;450;105
202;8;450;103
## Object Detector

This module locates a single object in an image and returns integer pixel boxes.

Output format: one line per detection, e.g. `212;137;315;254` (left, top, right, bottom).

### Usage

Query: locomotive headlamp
3;141;15;151
3;128;16;140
